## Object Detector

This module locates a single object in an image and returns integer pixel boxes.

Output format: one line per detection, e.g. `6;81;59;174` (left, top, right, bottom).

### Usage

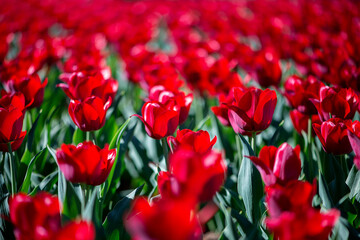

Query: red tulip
313;118;353;155
58;71;118;101
311;86;359;121
289;110;320;135
265;181;340;240
69;96;111;131
0;93;26;152
167;147;227;202
211;92;235;127
224;87;277;135
9;192;62;240
7;74;47;108
126;197;202;240
56;141;116;186
132;101;180;139
347;121;360;170
148;85;193;125
249;143;301;186
284;75;324;115
167;129;216;154
55;221;95;240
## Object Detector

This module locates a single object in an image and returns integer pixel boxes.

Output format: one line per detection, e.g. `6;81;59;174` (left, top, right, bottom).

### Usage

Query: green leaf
84;187;98;221
346;165;360;203
109;118;131;149
103;185;144;239
318;171;334;209
216;193;240;240
62;181;82;220
237;135;262;223
20;148;47;193
30;171;58;195
72;128;85;145
27;111;42;152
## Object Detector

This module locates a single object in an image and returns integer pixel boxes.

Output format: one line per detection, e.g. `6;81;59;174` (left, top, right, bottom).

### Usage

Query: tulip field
2;0;360;239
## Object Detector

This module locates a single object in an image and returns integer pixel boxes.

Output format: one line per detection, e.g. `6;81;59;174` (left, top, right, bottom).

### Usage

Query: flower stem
7;143;16;196
251;132;256;155
91;131;97;145
339;155;348;176
306;117;314;181
161;138;169;170
236;134;242;167
86;131;91;141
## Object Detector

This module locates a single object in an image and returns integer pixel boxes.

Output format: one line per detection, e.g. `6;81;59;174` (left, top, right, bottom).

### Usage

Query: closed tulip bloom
69;96;111;131
253;49;282;88
249;143;301;186
211;91;235;127
58;71;118;101
313;118;353;155
284;75;324;115
167;129;216;154
148;85;193;124
311;86;359;121
347;121;360;169
133;101;180;139
9;192;62;240
0;93;26;152
56;141;116;186
224;87;277;135
7;74;47;108
126;197;201;240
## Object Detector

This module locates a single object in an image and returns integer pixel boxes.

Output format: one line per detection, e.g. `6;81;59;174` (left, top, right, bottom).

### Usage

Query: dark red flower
289;110;321;135
167;148;227;202
249;143;301;186
126;197;201;240
58;71;118;102
69;96;111;131
283;75;324;115
9;192;62;240
0;93;26;152
313;118;353;155
311;86;359;121
55;221;95;240
7;74;47;108
132;101;180;139
347;121;360;170
224;87;277;135
167;129;216;154
56;141;116;186
148;85;193;125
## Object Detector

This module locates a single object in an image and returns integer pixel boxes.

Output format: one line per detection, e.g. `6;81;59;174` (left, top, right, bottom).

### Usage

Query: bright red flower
9;192;62;240
265;181;339;240
58;71;118;102
167;148;227;202
133;101;180;139
289;110;321;135
148;85;193;125
56;141;116;186
313;118;353;155
0;93;26;152
55;221;95;240
224;87;277;135
311;86;359;121
283;75;324;115
126;197;201;240
211;92;235;127
167;129;216;154
7;74;47;108
69;96;111;131
249;143;301;186
347;121;360;170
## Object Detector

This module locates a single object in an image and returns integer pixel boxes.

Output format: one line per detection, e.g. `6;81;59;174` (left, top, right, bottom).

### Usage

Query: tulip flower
167;147;227;202
55;221;95;240
69;96;111;131
148;85;193;124
347;121;360;169
283;75;324;115
56;141;116;186
224;87;277;135
132;101;180;139
289;110;320;135
248;143;301;186
125;197;202;240
58;71;118;101
167;129;216;154
9;192;62;240
0;94;27;152
313;118;353;155
7;74;47;108
311;86;359;121
211;91;235;127
265;181;340;240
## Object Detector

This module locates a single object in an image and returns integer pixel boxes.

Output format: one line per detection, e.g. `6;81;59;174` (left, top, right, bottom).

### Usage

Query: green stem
91;131;97;145
307;117;314;180
86;131;91;142
251;132;256;156
236;134;242;167
161;138;169;170
7;143;16;196
339;155;348;176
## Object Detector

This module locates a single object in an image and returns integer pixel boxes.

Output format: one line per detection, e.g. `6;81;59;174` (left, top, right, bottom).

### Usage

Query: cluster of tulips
1;0;360;239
